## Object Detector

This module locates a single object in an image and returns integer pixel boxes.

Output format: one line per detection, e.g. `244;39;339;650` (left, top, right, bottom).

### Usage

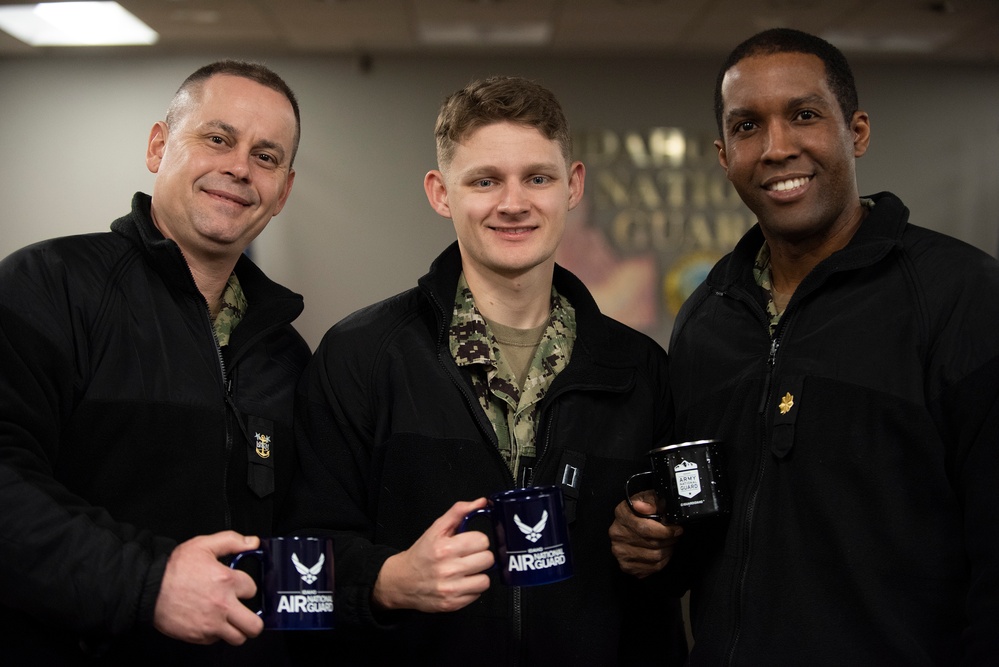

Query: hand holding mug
373;499;494;614
610;495;684;578
154;531;264;645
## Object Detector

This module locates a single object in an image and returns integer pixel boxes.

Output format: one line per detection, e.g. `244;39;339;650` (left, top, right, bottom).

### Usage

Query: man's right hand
373;498;494;613
609;494;684;578
153;531;264;645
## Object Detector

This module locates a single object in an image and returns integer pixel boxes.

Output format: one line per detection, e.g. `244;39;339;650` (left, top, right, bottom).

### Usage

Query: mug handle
624;472;664;522
229;550;265;616
457;507;491;533
456;507;497;572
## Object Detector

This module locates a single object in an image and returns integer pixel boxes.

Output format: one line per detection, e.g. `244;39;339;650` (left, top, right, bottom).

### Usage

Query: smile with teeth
492;226;533;234
767;177;811;192
206;189;251;206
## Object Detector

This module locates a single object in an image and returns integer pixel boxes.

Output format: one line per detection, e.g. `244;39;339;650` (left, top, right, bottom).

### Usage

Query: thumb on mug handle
624;472;664;522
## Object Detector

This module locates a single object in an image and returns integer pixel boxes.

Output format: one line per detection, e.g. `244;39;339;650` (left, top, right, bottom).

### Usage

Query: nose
224;151;252;181
497;181;529;216
761;121;799;163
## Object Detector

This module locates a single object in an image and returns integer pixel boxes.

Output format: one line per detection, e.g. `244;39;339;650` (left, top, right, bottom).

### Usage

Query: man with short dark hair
610;28;999;665
284;75;687;666
0;60;310;664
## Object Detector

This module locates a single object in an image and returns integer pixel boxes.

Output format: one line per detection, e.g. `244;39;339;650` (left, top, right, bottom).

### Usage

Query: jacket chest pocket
770;375;804;460
245;415;275;498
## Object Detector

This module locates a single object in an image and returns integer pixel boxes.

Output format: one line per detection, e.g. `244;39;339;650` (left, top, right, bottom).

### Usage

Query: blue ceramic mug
460;485;574;587
230;536;334;630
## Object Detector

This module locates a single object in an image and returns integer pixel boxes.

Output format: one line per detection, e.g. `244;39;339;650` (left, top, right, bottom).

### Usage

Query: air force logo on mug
292;552;324;585
514;510;548;542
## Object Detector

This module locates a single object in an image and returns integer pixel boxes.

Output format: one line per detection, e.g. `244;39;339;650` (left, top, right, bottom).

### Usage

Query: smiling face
424;121;584;285
146;74;297;264
715;51;870;247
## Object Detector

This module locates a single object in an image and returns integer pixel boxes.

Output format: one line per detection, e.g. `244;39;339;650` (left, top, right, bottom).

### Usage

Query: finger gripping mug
230;536;335;630
459;485;574;587
625;439;730;524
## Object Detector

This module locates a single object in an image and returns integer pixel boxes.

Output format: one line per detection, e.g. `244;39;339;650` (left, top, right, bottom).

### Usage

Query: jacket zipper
512;588;523;667
435;351;523;667
521;405;557;488
509;409;562;666
200;298;234;531
726;303;789;667
713;235;888;664
506;408;557;666
429;288;545;667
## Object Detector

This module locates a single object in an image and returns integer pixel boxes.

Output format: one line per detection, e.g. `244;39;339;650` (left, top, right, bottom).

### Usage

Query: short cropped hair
166;60;301;165
434;75;572;171
714;28;859;137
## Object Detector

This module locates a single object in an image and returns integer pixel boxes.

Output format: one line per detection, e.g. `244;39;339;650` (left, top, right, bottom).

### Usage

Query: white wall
2;53;997;349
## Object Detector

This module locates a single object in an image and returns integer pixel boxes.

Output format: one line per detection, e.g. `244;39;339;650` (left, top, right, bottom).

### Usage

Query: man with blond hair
285;75;687;666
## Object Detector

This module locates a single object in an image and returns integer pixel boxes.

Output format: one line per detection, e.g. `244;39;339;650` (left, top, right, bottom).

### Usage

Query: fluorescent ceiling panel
0;2;158;46
418;21;552;46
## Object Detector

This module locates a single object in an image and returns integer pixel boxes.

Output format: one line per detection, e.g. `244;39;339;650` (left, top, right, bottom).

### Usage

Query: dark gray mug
625;439;730;524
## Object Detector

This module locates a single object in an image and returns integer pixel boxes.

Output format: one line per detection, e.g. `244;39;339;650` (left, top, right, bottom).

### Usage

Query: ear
714;139;729;173
424;170;451;218
850;110;871;158
146;121;168;174
270;169;296;217
567;161;586;211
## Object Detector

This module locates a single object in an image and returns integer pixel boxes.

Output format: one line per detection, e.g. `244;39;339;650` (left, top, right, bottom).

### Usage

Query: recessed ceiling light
0;2;158;47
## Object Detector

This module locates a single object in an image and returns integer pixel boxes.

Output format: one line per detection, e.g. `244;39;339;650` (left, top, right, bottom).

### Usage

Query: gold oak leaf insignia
778;392;794;415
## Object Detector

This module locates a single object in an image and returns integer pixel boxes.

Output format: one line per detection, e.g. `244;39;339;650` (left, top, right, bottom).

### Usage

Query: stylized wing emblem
513;511;548;543
292;552;324;584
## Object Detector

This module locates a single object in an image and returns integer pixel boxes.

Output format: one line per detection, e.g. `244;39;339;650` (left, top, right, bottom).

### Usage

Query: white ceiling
0;0;997;63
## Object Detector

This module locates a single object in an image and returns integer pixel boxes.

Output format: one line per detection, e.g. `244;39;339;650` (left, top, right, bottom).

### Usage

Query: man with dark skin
610;28;999;665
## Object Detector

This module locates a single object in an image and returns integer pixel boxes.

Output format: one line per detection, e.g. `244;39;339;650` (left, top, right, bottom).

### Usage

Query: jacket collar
111;192;201;297
418;241;614;351
709;191;908;293
416;241;639;402
110;192;304;337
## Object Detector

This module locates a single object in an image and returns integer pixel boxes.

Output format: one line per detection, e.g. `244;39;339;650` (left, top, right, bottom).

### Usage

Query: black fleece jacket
669;192;999;666
282;243;688;667
0;193;309;664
